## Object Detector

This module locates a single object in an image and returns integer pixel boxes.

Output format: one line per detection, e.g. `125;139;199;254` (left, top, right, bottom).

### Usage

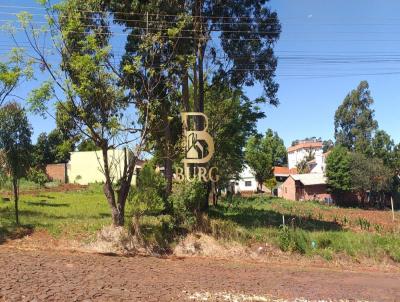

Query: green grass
1;187;400;262
0;184;115;240
208;196;400;262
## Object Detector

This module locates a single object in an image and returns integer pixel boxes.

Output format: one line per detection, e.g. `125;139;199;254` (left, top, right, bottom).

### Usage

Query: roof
274;166;289;176
287;141;323;153
291;173;326;186
273;166;298;176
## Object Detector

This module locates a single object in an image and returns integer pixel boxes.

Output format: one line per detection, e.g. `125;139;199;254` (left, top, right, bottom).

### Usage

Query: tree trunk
101;146;123;226
164;118;173;197
12;176;19;225
115;149;137;227
182;67;190;112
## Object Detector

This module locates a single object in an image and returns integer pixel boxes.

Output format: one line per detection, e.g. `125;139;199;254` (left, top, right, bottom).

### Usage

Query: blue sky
1;0;400;147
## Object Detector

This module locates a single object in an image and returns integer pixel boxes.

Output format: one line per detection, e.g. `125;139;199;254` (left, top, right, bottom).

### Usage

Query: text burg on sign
174;112;219;183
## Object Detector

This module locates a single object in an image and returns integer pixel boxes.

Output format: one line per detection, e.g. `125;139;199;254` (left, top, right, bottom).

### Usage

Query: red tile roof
273;166;298;176
287;141;323;153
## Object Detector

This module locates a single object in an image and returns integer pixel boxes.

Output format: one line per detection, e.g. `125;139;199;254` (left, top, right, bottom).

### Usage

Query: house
230;165;294;195
66;150;144;185
288;140;324;171
231;165;259;194
279;173;331;201
273;166;298;182
307;151;331;174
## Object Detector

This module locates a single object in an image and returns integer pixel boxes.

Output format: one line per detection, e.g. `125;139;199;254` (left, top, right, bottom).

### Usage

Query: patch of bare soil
0;244;399;301
173;233;400;273
3;229;400;274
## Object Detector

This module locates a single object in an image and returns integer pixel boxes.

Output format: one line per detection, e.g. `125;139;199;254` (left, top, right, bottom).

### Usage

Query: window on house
245;181;252;187
285;187;287;193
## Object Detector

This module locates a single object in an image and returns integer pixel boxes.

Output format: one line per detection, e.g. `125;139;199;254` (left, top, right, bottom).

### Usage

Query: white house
231;165;259;194
288;140;324;173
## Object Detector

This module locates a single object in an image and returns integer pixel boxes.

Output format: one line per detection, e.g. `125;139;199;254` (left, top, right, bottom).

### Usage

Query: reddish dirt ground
0;246;399;302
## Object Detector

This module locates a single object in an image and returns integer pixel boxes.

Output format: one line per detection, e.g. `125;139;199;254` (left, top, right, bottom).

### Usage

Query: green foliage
278;225;310;254
0;102;32;179
206;84;264;187
128;163;166;218
371;130;396;168
357;218;371;231
245;129;287;190
27;168;49;187
334;81;378;153
326;146;352;193
264;177;277;193
77;139;99;151
349;153;391;196
169;180;207;228
0;48;33;106
32;129;72;168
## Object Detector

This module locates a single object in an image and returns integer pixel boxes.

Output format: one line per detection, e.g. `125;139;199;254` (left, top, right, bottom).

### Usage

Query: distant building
231;165;259;194
279;173;331;201
66;150;144;185
273;166;298;182
288;140;324;172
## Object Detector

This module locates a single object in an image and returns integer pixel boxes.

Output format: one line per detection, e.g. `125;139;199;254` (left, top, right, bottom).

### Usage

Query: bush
169;180;207;230
128;163;166;239
278;225;310;254
27;168;49;187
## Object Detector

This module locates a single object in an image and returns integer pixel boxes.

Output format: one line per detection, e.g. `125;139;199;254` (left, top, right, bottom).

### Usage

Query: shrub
278;225;310;254
209;219;248;242
128;163;166;239
27;168;49;187
169;180;207;230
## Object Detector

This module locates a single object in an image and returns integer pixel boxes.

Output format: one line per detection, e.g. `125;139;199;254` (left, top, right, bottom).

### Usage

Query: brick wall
280;176;297;201
46;163;67;183
303;184;331;201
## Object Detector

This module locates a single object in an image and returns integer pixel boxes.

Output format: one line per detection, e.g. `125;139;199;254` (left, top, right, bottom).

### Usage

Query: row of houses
232;140;332;202
45;140;329;203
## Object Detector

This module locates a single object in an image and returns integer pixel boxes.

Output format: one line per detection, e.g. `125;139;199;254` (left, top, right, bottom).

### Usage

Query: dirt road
0;247;399;302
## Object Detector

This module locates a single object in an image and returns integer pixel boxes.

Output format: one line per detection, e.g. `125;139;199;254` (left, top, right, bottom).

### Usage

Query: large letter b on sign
181;112;215;165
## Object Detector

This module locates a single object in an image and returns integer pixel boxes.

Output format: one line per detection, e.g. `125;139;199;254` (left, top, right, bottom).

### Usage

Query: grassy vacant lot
0;184;111;240
1;184;400;262
209;196;400;262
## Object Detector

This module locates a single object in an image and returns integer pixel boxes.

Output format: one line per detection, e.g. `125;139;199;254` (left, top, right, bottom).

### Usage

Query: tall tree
205;82;264;194
245;129;286;191
371;130;395;167
322;139;334;153
107;0;281;197
325;145;352;194
349;153;392;207
0;48;33;106
334;81;378;153
0;102;32;224
16;1;151;226
33;129;72;168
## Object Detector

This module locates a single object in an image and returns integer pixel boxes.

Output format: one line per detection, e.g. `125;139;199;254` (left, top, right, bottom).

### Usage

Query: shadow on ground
209;202;342;232
25;200;69;207
0;226;34;245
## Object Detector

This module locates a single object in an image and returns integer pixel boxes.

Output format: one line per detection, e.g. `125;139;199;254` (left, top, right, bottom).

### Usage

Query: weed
357;218;371;231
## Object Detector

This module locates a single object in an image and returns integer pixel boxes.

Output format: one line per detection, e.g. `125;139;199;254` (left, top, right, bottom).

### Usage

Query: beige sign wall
67;150;140;185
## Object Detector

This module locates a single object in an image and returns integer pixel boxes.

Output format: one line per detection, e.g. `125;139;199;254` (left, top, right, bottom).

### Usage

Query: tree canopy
0;102;32;224
334;81;378;154
245;129;286;190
